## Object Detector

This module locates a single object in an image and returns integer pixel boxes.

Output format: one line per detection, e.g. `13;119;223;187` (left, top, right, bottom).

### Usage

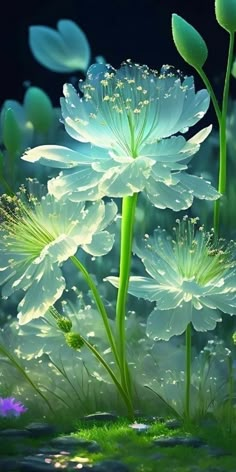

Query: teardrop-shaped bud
172;14;208;69
24;87;53;133
2;108;22;155
215;0;236;33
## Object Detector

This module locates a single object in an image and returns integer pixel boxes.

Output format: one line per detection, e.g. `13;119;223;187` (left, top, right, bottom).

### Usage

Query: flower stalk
185;322;192;423
115;193;138;404
70;255;120;369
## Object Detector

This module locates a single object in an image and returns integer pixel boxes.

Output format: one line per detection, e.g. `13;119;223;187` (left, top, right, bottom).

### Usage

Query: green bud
215;0;236;33
232;59;236;78
24;86;53;133
2;108;22;155
65;332;84;350
172;14;208;69
232;332;236;344
57;317;72;333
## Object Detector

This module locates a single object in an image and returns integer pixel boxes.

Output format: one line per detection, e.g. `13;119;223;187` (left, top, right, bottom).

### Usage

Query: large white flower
22;61;219;210
0;191;117;325
107;217;236;340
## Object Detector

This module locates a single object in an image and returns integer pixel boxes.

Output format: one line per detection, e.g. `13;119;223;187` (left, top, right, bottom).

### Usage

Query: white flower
106;217;236;340
0;190;117;325
22;61;219;210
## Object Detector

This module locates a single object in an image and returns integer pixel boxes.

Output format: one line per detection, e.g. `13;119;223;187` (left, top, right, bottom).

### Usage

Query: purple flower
0;397;27;417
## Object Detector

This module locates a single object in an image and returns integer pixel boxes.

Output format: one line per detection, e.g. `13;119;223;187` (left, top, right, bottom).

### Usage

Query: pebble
82;412;118;423
50;435;101;452
153;435;205;448
25;423;57;437
164;419;182;430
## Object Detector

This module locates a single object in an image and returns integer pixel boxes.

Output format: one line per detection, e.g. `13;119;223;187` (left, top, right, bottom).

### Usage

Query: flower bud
172;14;208;69
215;0;236;33
2;108;22;155
65;332;84;350
24;87;53;133
57;317;72;333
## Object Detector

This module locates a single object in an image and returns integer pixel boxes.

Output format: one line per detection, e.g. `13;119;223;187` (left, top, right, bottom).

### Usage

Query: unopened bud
172;14;208;69
65;332;84;350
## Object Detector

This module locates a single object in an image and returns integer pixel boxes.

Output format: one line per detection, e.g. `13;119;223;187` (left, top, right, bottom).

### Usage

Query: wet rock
82;412;118;423
153;435;205;448
50;435;101;452
25;423;56;437
165;419;182;430
19;455;56;472
92;459;130;471
0;428;30;437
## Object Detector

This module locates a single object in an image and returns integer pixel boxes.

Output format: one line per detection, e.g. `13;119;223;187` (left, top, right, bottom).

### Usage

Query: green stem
70;256;120;369
115;193;138;400
196;67;222;124
0;344;54;414
227;354;233;432
80;335;134;419
185;323;192;423
214;32;235;235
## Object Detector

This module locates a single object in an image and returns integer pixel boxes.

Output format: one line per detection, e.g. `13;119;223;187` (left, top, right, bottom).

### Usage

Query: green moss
1;418;236;471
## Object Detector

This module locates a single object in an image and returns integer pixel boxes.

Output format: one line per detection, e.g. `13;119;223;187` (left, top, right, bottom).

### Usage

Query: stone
25;423;56;437
50;435;101;452
82;412;118;423
0;428;30;437
165;418;182;429
92;460;130;471
153;436;205;448
19;455;56;472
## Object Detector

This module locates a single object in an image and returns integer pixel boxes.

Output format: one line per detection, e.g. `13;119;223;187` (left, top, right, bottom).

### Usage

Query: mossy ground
69;418;236;471
1;416;236;471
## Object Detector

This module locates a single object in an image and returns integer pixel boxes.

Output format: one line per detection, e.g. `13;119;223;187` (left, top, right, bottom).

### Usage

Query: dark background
1;0;234;125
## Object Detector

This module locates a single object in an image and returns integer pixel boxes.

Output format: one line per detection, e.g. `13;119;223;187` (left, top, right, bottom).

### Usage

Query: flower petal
29;20;90;73
17;262;65;324
146;303;192;341
22;144;92;168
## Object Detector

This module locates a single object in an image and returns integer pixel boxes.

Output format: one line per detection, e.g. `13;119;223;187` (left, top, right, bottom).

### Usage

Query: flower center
0;192;55;261
81;61;177;158
173;217;234;286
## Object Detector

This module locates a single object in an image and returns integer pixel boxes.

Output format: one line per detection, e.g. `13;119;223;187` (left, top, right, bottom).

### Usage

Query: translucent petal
200;293;236;315
29;20;90;73
178;173;220;200
146;303;192;341
146;178;193;210
100;157;154;197
38;235;79;264
106;275;183;307
48;166;102;200
57;20;90;71
17;262;66;324
22;144;93;168
191;305;222;331
82;231;115;256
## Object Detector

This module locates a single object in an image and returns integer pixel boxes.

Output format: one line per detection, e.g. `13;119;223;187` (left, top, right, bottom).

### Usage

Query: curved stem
0;344;54;414
80;335;134;419
115;193;138;401
196;67;221;125
185;323;192;423
214;32;235;235
70;256;120;369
